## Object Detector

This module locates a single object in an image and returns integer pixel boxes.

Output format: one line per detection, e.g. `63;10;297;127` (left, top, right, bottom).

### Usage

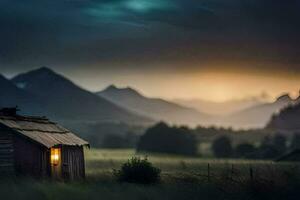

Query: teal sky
0;0;300;101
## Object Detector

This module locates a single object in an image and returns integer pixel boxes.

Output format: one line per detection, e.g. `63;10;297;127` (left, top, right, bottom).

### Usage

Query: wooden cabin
0;108;89;180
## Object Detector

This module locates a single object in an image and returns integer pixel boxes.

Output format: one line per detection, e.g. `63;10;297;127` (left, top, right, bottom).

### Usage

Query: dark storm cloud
0;0;300;73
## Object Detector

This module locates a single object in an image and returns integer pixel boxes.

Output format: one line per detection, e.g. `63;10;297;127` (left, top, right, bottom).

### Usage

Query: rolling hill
216;94;295;129
266;100;300;131
11;67;152;125
3;67;297;130
173;97;266;116
96;85;212;127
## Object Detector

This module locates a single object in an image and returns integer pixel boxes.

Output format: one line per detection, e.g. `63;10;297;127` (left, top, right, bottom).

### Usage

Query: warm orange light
51;148;61;166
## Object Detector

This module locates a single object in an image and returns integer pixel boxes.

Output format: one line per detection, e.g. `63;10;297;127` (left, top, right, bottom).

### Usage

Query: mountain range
173;97;267;116
97;85;298;129
215;94;296;129
267;96;300;131
1;67;152;125
97;85;212;127
0;67;298;130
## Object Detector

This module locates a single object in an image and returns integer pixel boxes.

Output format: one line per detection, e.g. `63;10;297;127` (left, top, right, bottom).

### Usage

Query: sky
0;0;300;102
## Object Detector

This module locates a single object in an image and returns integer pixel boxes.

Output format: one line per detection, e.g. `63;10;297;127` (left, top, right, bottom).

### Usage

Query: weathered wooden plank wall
0;126;14;175
14;134;50;178
62;146;85;180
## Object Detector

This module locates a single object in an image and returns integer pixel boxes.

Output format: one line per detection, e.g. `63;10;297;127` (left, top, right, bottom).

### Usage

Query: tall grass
0;149;299;200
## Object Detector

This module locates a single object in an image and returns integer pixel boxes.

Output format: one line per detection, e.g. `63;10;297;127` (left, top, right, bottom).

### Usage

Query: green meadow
1;149;299;200
86;148;274;175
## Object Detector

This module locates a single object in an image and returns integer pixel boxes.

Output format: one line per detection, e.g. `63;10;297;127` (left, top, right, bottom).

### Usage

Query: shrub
290;133;300;151
235;143;257;159
114;157;161;184
272;134;287;153
259;135;287;159
137;122;198;156
212;136;233;158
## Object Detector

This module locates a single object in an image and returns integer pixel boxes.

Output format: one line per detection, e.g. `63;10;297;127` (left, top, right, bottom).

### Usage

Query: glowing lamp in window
51;148;61;166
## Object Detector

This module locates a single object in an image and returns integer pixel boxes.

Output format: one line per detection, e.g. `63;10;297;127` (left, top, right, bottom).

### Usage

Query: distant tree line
212;133;300;159
101;132;138;149
193;125;269;141
86;121;300;160
136;122;300;159
79;122;143;148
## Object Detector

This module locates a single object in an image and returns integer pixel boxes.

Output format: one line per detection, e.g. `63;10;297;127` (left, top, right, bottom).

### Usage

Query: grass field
86;148;274;177
1;149;300;200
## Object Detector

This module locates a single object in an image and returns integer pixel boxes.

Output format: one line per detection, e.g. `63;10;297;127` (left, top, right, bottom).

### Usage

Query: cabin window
50;148;61;166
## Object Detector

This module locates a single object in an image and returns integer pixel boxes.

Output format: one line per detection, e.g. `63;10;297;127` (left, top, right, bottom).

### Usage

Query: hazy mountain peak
11;68;152;124
16;66;57;78
102;85;142;97
97;85;212;127
12;66;76;92
276;93;292;103
21;66;59;79
106;84;118;91
36;66;53;73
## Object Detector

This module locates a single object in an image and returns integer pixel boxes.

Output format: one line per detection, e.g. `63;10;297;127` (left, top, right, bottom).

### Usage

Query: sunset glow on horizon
54;67;300;102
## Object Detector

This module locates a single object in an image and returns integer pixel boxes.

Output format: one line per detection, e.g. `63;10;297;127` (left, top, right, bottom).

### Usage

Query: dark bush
235;143;257;159
114;157;161;184
212;136;233;158
290;133;300;151
137;122;198;156
272;134;287;153
259;135;287;159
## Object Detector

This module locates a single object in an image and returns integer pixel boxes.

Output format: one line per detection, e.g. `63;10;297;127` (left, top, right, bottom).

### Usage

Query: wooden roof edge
13;128;70;134
0;116;90;148
48;142;90;149
0;115;55;124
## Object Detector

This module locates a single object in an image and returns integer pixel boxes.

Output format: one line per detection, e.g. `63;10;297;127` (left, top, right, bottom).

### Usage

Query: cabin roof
0;115;89;148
